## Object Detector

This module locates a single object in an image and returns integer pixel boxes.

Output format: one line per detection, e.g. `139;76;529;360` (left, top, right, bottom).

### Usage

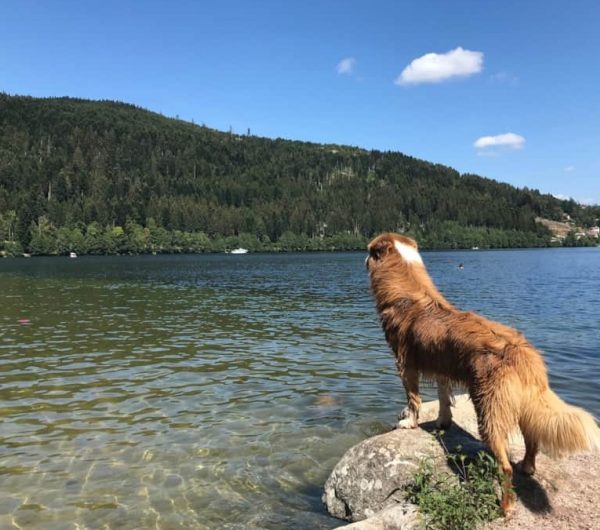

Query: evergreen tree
0;93;597;256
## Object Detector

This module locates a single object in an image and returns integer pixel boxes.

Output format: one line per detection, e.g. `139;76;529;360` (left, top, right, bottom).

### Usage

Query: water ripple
0;249;599;529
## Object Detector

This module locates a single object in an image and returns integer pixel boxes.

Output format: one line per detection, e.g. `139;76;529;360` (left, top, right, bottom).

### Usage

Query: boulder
322;394;484;524
324;394;600;530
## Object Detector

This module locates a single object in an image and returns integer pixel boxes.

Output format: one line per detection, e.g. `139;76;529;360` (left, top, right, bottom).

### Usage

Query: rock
331;504;420;530
324;394;600;530
322;394;485;524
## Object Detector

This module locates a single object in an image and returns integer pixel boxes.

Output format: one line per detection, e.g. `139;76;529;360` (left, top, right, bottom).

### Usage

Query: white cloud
395;47;483;85
563;166;575;173
473;132;525;151
336;57;356;75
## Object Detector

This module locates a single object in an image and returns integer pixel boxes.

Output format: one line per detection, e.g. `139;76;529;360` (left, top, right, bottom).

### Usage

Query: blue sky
1;0;599;203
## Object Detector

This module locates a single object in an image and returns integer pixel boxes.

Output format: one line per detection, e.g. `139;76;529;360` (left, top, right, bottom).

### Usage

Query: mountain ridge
0;93;598;255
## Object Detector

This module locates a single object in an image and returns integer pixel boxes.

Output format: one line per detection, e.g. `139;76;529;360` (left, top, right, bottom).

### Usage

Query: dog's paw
435;417;452;430
435;409;453;430
397;417;418;429
500;492;517;517
517;460;536;476
398;406;410;420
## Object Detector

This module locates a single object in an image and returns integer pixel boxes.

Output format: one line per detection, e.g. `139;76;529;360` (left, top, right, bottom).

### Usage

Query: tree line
0;93;598;256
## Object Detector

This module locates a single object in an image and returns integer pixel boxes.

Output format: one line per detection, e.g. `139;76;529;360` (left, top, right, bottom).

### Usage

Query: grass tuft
405;433;504;530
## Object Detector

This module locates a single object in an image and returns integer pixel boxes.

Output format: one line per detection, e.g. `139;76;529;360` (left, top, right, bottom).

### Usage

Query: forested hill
0;93;598;255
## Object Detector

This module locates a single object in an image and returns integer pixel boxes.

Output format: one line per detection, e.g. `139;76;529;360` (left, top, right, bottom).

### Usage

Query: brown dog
366;232;600;513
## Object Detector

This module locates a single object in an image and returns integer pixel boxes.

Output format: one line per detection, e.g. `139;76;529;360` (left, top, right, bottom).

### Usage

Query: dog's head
366;233;423;272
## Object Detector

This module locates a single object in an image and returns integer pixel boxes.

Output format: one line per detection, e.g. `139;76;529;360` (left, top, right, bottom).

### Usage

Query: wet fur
366;233;600;513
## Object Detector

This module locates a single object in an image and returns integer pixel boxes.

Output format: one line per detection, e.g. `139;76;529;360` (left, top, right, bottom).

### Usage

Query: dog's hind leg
398;368;420;429
486;432;516;515
472;391;517;515
476;402;516;514
519;436;538;476
436;377;453;430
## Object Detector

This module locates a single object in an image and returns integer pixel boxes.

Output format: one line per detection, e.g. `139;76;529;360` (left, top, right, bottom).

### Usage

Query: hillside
0;93;598;255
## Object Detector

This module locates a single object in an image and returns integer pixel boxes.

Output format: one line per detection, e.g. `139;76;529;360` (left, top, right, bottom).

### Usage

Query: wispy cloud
489;71;519;86
563;165;575;173
336;57;356;75
474;132;525;152
395;47;483;86
553;193;599;205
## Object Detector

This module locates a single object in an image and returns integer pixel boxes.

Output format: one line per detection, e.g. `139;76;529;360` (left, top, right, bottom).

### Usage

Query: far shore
2;245;598;260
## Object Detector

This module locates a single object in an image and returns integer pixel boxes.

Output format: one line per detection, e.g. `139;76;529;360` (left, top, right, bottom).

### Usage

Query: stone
323;394;485;524
324;394;600;530
331;504;420;530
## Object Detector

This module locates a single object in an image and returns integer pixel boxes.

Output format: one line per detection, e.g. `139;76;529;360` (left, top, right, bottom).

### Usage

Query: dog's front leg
436;377;453;430
398;368;420;429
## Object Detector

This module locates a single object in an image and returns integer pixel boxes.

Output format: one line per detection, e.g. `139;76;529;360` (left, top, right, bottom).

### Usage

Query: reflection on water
1;249;599;529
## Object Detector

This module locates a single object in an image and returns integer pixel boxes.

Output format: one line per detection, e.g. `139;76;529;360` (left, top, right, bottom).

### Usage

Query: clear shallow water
1;249;599;529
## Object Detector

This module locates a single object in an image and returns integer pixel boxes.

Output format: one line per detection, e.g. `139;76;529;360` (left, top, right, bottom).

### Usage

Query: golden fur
366;233;600;513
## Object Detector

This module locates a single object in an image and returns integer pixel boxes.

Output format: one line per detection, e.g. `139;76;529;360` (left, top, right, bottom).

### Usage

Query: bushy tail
520;388;600;458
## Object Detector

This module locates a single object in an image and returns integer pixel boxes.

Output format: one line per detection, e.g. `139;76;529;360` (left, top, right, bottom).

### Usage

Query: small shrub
405;436;503;530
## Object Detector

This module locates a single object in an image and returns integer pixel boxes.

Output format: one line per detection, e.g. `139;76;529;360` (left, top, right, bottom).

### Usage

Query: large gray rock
324;394;600;530
323;395;486;524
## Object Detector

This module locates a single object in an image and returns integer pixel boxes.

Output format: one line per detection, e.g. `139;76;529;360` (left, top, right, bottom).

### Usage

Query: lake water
1;249;599;529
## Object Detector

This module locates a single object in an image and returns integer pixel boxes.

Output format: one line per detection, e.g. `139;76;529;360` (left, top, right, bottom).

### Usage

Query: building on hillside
586;226;599;238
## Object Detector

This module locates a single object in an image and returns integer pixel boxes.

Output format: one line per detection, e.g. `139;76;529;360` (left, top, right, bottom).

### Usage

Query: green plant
405;434;503;530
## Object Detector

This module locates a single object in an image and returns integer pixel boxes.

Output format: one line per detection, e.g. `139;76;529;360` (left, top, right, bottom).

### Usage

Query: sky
1;0;599;204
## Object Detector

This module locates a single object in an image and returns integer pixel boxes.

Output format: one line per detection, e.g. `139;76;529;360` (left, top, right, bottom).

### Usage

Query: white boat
229;248;248;254
69;251;78;258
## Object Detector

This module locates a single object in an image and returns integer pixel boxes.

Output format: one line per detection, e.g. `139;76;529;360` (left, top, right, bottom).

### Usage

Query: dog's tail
520;387;600;458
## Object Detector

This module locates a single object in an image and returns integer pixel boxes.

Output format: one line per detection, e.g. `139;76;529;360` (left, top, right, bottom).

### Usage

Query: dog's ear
369;237;393;261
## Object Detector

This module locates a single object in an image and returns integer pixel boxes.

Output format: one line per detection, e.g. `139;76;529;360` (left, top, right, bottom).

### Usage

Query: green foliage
0;239;23;257
563;230;597;247
405;440;502;530
0;93;598;255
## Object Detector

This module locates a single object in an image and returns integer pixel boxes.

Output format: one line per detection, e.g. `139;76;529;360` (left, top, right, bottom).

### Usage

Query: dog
366;232;600;514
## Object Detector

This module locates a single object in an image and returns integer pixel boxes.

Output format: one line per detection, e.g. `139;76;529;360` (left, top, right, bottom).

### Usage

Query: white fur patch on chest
394;241;423;265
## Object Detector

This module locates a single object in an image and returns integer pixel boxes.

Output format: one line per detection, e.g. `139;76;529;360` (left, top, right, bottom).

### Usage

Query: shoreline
2;245;599;259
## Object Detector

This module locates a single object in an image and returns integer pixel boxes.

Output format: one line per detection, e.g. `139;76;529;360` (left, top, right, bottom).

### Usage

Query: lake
1;248;599;529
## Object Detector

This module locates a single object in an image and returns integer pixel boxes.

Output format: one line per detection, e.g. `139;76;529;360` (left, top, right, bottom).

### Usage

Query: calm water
1;249;599;529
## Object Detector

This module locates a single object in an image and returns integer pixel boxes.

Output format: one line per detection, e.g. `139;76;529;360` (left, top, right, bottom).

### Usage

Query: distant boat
471;246;479;250
69;251;78;258
229;248;248;255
